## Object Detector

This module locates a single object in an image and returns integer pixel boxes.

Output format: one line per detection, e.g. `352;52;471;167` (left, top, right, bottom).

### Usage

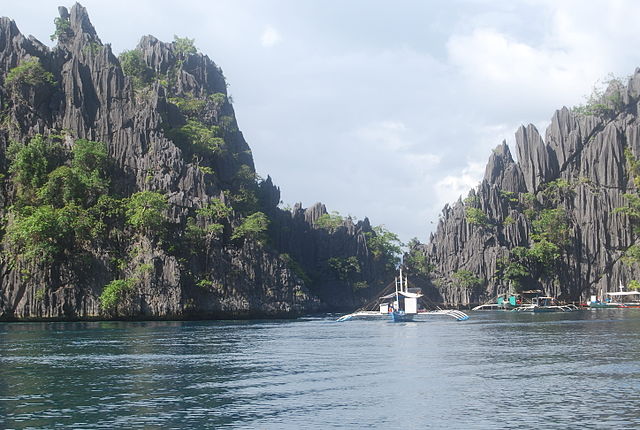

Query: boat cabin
497;295;518;307
379;290;422;314
588;282;640;308
533;296;557;307
520;290;544;304
604;291;640;307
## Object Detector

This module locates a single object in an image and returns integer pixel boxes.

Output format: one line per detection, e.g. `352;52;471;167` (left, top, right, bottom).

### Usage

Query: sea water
1;310;639;429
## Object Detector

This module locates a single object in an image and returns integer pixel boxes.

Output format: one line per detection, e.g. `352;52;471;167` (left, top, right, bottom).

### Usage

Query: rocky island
411;74;640;307
0;4;401;320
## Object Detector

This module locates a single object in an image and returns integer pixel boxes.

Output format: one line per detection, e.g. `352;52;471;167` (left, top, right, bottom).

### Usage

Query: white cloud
445;1;640;126
433;161;485;209
446;26;596;119
349;120;441;176
354;121;410;151
261;26;281;47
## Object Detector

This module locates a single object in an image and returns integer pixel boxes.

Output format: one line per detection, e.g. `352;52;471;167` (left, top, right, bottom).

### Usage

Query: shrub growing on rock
231;212;269;243
125;191;168;233
100;279;136;311
5;59;55;89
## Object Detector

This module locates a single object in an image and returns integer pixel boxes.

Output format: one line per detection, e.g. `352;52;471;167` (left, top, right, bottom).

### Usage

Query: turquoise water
1;310;640;429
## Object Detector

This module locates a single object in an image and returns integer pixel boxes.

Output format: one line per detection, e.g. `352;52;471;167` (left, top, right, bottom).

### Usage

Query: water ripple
1;311;640;429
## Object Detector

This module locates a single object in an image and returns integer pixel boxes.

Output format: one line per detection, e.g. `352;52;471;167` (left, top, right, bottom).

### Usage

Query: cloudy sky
5;1;640;242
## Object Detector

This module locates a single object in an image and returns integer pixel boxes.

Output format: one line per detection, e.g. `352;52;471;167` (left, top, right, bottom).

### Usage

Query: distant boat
381;268;422;322
476;289;577;312
512;295;578;312
337;268;469;322
587;282;640;308
473;291;519;311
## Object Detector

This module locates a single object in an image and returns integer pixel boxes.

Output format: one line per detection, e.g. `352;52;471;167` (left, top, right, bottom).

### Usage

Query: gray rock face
0;5;385;320
516;124;558;193
422;71;640;306
483;141;526;193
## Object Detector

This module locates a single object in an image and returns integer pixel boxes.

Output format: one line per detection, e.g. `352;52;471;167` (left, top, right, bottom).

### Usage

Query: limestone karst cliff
0;4;396;320
416;74;640;306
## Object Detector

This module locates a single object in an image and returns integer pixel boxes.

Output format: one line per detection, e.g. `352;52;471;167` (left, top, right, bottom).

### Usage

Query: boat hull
390;311;414;322
336;310;469;322
472;304;514;311
588;303;624;309
588;302;640;308
513;305;577;312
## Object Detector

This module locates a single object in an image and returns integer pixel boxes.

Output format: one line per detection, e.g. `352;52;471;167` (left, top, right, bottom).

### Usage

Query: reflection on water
1;311;639;429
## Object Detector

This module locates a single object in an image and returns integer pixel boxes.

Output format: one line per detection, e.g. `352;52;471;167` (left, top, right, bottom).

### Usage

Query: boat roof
472;304;502;310
380;291;423;299
607;291;640;296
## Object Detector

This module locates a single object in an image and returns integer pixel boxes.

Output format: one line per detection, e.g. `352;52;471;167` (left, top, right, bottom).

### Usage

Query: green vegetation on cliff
496;201;569;290
617;148;640;283
465;207;490;227
125;191;168;234
231;212;269;243
173;35;197;57
571;74;625;118
119;49;152;89
166;119;224;157
463;195;491;227
365;225;403;271
315;211;344;232
404;238;432;276
99;279;136;311
328;256;361;282
452;269;483;290
5;59;55;89
4;136;111;263
50;15;70;41
0;5;404;321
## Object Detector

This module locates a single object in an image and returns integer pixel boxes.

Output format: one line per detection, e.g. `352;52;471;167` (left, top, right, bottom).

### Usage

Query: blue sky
5;1;640;242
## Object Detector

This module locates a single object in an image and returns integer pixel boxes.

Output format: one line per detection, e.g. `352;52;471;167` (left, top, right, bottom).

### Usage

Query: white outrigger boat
472;293;519;311
474;289;577;313
472;282;520;311
587;282;640;308
512;296;578;312
337;268;469;322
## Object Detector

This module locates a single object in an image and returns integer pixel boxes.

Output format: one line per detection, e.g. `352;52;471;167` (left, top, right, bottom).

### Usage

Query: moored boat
512;295;578;312
588;291;640;308
379;270;423;322
337;268;469;322
472;293;519;311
